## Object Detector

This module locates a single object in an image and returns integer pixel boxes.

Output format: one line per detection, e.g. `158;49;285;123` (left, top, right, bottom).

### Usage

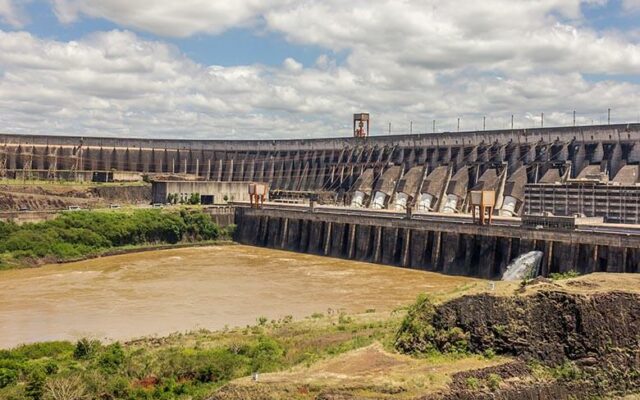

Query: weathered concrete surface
234;207;640;278
1;124;639;198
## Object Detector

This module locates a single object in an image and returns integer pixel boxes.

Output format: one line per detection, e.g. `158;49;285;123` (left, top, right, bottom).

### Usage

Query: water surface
0;245;478;348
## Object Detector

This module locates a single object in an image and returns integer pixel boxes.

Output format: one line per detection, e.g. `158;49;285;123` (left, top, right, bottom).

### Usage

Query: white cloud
50;0;293;37
1;1;640;138
0;0;28;27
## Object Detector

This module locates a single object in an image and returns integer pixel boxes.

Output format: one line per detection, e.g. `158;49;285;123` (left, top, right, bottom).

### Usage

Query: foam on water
501;251;543;281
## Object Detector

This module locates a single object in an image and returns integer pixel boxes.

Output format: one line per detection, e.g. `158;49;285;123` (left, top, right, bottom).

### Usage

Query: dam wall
234;207;640;279
0;124;638;195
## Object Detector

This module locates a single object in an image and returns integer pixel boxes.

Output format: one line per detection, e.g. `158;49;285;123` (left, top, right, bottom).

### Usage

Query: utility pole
573;110;576;126
432;119;436;133
541;112;544;128
511;115;514;130
388;122;391;135
607;108;611;125
457;117;460;132
410;120;413;134
483;116;486;131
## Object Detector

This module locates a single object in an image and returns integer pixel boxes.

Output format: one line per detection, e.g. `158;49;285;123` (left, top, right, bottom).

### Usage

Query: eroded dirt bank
421;289;640;400
210;276;640;400
0;183;151;211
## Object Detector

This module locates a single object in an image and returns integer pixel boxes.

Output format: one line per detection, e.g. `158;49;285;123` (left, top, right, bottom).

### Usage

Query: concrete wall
234;207;640;279
152;181;254;204
2;123;639;218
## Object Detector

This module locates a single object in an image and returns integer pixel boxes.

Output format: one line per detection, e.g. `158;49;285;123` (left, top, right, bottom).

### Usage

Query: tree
25;369;46;400
44;376;88;400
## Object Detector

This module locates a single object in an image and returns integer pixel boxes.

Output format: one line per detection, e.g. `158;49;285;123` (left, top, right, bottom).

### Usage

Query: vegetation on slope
0;312;397;400
0;209;233;269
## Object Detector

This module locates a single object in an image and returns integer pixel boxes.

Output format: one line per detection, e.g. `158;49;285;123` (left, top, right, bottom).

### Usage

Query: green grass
549;270;580;281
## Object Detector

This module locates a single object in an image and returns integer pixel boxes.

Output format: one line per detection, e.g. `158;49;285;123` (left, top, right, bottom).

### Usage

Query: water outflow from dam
501;251;544;281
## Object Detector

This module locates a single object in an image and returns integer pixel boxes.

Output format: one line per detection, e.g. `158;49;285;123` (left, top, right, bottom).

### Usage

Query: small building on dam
151;180;261;205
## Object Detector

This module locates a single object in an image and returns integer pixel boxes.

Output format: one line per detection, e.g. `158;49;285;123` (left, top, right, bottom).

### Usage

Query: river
0;245;479;348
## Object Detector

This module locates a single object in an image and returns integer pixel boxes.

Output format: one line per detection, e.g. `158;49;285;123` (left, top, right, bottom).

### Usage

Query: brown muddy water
0;245;479;348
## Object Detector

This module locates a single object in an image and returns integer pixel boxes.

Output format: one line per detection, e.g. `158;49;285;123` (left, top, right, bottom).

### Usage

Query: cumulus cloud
50;0;294;37
0;0;28;27
0;1;639;138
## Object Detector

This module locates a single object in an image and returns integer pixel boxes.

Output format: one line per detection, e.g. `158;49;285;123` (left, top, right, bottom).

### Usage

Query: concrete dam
234;205;640;279
2;123;640;278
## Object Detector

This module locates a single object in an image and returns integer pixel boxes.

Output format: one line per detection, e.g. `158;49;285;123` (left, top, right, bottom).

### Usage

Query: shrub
435;327;469;354
483;348;496;359
44;376;88;400
25;369;46;400
10;342;73;360
97;343;125;374
394;294;438;354
465;377;480;390
549;270;580;281
248;337;284;373
73;339;101;360
0;367;17;388
487;373;502;391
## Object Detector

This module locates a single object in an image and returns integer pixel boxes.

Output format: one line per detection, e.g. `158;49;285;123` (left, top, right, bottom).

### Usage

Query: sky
0;1;639;139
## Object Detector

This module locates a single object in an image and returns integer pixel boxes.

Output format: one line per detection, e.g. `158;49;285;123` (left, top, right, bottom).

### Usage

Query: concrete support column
431;232;442;270
401;229;411;267
280;218;289;249
373;226;383;263
544;241;554;276
347;224;356;259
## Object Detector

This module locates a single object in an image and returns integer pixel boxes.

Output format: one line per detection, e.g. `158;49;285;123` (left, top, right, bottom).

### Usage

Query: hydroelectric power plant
2;121;640;278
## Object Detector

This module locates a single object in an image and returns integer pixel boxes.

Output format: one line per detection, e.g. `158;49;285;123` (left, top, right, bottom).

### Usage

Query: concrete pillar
373;226;383;263
347;224;356;259
280;218;289;249
431;232;442;270
401;229;411;267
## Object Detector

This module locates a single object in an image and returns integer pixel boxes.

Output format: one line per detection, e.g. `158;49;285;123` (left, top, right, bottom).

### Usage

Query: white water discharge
442;194;459;213
371;191;387;209
501;251;544;281
393;192;409;210
351;191;366;207
416;193;434;211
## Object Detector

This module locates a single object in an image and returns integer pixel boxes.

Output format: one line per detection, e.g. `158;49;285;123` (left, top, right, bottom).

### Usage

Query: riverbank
1;240;236;270
1;273;639;399
0;208;235;270
214;273;640;400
